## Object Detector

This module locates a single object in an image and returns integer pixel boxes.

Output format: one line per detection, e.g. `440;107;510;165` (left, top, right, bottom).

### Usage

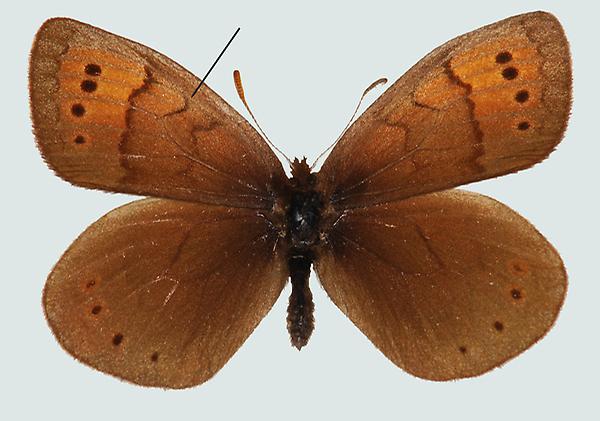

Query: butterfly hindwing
315;189;566;380
43;198;287;388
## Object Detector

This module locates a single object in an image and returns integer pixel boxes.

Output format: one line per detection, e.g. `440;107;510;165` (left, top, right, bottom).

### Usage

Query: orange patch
470;85;540;117
58;73;139;102
63;48;145;76
60;98;129;129
130;81;186;117
449;36;531;67
414;73;464;108
455;62;539;91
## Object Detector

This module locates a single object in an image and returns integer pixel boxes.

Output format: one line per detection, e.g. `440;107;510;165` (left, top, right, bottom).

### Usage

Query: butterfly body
277;158;323;349
30;12;571;388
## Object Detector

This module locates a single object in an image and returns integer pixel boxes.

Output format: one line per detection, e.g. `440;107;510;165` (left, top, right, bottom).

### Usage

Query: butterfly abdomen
287;254;315;350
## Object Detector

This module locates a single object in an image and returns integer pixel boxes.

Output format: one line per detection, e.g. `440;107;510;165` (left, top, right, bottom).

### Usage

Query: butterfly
29;11;571;388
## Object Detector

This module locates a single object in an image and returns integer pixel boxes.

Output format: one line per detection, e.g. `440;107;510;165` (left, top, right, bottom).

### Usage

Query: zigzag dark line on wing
442;60;485;173
332;112;447;200
116;66;268;198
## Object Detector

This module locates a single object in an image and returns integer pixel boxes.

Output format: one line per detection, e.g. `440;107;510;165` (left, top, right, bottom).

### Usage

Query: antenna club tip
233;70;245;100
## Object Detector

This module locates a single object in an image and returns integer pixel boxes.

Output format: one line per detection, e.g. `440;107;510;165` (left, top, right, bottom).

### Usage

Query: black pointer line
191;27;241;97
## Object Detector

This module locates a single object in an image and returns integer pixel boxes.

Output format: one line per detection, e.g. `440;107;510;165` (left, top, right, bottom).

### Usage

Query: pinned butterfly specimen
29;11;571;388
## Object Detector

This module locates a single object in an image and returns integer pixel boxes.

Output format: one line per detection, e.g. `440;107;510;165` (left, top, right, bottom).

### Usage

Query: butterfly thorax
287;157;324;251
284;158;324;349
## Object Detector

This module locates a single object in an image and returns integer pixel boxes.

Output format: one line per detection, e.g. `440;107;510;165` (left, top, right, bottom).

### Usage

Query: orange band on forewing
414;73;464;109
129;80;187;117
59;99;128;129
58;72;139;102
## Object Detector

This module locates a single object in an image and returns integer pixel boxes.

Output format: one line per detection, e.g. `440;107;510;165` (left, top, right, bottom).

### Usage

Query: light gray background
2;0;597;419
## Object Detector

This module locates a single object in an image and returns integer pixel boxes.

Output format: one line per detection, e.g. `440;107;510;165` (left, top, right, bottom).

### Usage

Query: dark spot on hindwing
112;333;124;346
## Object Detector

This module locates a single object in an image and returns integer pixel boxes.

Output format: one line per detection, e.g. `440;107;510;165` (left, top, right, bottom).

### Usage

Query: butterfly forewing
29;18;286;209
317;12;571;209
43;198;287;388
315;190;566;380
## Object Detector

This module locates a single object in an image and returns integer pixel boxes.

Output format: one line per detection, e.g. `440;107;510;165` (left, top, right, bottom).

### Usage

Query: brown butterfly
29;11;571;388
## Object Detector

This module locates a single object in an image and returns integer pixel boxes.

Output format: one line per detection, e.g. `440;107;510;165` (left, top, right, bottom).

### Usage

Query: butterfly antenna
310;77;387;170
234;70;292;165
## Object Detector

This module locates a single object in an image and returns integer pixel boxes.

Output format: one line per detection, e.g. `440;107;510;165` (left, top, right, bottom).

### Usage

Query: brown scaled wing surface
315;190;566;380
31;18;290;388
315;12;570;380
29;18;286;209
317;12;571;209
43;199;288;388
